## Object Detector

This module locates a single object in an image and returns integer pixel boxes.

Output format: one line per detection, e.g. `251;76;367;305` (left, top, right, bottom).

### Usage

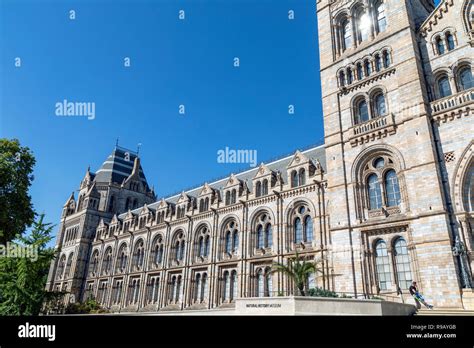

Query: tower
46;146;156;303
316;0;470;307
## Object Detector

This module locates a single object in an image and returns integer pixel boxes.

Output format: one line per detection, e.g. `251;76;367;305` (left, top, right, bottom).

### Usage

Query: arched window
365;60;372;76
265;224;273;248
339;71;345;86
436;36;445;55
257;225;264;249
225;231;232;253
355;98;369;124
265;271;273;297
133;240;144;270
231;189;237;204
385;170;401;207
357;63;363;80
232;231;239;252
375;240;392;291
102;248;112;275
375;0;387;33
459;67;473;91
383;51;390;68
199;199;204;212
355;9;370;43
438;76;452;98
291;170;298;188
225;191;230;205
223;271;230;301
65;253;74;278
90;250;99;277
304;216;313;242
294;217;303;244
179;241;185;261
375;55;382;72
195;273;202;302
446;32;455;51
347;68;353;84
257;269;264;297
204;236;210;256
373;93;387;117
198;237;204;257
231;270;238;301
342;18;352;50
368;174;382;210
299;168;306;186
394;238;412;290
116;244;128;273
255;181;262;197
262;179;268;196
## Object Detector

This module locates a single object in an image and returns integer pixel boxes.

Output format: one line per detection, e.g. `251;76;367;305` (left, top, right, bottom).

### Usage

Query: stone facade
46;0;474;312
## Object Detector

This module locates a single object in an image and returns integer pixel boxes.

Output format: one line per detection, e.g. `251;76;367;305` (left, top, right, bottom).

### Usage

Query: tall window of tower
375;54;382;72
356;9;370;43
339;71;345;87
355;99;369;124
368;174;382;210
394;237;412;290
342;18;352;51
375;0;387;33
383;51;391;68
365;59;372;77
262;179;269;195
436;36;445;55
373;93;387;117
437;76;452;98
255;181;262;197
446;32;455;51
357;63;363;80
458;67;473;91
375;240;392;291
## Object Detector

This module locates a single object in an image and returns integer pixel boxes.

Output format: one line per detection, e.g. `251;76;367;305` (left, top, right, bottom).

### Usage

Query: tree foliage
0;214;57;315
0;138;36;244
270;251;324;296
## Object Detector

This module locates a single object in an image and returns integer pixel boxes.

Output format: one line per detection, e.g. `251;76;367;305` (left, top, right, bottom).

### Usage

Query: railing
352;113;394;136
430;88;474;115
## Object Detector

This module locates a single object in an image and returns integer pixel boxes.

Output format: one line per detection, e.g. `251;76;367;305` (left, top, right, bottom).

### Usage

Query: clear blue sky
0;0;440;236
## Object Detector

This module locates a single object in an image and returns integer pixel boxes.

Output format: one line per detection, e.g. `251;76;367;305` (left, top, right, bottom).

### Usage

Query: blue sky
0;0;440;237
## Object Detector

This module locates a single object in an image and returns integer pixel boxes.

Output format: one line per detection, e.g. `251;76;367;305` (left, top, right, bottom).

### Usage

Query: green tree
270;251;324;296
0;138;36;244
0;214;57;315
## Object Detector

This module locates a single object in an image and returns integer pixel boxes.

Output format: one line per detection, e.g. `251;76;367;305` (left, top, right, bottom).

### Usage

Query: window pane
394;238;412;290
460;68;473;91
385;170;401;207
438;77;452;98
374;94;386;117
368;174;382;210
257;225;264;249
447;34;455;51
375;241;392;291
377;1;387;32
265;224;272;248
357;100;369;123
294;218;303;243
342;19;352;49
304;216;313;242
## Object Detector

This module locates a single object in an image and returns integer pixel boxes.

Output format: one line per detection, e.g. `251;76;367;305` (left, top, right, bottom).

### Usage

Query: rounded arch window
459;67;473;91
373;92;387;117
437;75;452;98
446;32;455;51
375;0;387;33
436;36;445;55
341;18;352;50
223;220;239;255
368;174;382;210
255;213;272;249
393;237;413;290
357;63;363;80
292;204;313;244
382;51;391;68
364;60;372;76
355;98;369;124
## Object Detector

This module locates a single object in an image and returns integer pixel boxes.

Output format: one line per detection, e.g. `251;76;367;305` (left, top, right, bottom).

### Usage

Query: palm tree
270;251;324;296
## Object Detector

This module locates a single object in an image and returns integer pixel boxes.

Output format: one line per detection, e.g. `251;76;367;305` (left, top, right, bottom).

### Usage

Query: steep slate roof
94;146;150;191
120;144;326;218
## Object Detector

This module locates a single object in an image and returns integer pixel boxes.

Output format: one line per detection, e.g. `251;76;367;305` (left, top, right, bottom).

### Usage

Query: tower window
436;37;445;55
375;0;387;33
373;93;387;117
437;76;452;98
446;32;455;51
342;19;352;51
459;67;473;91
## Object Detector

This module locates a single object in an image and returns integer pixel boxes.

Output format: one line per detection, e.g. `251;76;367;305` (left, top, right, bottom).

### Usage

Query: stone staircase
416;308;474;316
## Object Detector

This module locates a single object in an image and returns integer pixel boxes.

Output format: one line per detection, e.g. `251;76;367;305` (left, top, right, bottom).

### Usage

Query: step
416;308;474;316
